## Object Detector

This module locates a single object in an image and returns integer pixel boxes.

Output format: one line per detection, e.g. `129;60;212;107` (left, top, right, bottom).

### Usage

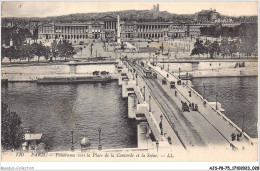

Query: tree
229;40;237;58
4;46;18;63
32;28;38;42
57;40;76;61
12;28;32;49
50;40;59;61
1;102;24;150
209;41;220;59
32;42;45;62
204;39;211;59
42;46;51;62
234;39;241;58
191;39;204;58
1;46;7;62
20;44;34;63
220;37;229;58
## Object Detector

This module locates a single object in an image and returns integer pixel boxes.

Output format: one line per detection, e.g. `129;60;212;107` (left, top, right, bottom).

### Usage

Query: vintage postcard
0;0;259;169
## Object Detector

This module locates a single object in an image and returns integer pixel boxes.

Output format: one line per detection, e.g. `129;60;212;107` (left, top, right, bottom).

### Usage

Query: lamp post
163;58;165;69
168;51;170;71
71;129;74;151
149;95;151;112
98;127;102;150
216;93;218;110
156;140;159;153
160;114;163;135
153;55;155;66
179;67;181;78
161;41;164;54
143;86;146;101
242;114;244;132
90;43;93;60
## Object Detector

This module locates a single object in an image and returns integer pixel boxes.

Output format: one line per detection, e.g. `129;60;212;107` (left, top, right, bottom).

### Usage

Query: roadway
128;60;232;150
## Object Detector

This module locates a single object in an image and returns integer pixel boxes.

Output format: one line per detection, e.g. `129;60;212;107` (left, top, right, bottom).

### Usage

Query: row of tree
200;23;257;38
198;23;257;58
190;37;254;59
2;40;76;63
1;27;36;47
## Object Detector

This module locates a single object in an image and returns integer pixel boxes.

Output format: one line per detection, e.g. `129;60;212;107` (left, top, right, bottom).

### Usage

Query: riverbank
157;60;257;78
2;60;257;81
1;63;118;82
190;67;257;78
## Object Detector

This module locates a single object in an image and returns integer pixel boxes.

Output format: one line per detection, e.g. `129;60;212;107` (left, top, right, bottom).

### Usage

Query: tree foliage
200;23;257;57
220;37;229;58
57;40;76;61
1;27;31;48
209;41;220;59
19;44;35;62
191;39;204;57
1;102;24;150
32;42;49;62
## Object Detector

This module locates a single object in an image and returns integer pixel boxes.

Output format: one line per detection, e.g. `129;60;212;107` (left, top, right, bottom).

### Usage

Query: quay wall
1;64;116;81
158;61;257;73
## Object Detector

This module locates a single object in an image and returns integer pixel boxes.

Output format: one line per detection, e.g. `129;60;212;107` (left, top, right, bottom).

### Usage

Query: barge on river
37;75;111;84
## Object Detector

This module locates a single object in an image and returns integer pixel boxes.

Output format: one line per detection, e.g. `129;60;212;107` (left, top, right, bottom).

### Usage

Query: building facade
38;15;120;42
38;20;211;42
37;13;235;43
198;9;220;22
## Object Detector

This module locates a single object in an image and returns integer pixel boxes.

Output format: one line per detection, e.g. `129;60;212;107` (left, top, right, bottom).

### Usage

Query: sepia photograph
0;0;259;170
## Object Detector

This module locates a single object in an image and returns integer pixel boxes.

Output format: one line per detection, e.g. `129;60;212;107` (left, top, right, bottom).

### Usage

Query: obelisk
117;15;121;43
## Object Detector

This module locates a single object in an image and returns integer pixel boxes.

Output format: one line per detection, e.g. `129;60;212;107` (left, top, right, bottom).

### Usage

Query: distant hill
2;10;196;23
2;9;256;24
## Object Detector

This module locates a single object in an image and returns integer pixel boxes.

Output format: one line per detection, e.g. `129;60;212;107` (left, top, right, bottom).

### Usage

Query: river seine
1;81;137;151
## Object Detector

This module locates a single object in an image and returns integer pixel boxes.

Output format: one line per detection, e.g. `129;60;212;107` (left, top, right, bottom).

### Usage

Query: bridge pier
122;78;129;98
128;93;136;119
137;121;153;148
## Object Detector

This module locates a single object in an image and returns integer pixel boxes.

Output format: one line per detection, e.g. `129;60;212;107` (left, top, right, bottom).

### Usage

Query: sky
1;1;258;18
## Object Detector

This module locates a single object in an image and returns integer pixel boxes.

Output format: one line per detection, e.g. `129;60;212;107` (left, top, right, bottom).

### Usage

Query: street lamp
242;114;244;132
71;129;74;151
179;67;181;79
163;58;165;69
156;140;159;153
168;51;170;71
153;55;155;66
143;86;146;101
216;93;218;110
160;114;163;135
98;127;102;150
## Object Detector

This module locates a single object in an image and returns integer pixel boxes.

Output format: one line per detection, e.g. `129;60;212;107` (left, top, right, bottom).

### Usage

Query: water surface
1;81;137;151
192;76;258;138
